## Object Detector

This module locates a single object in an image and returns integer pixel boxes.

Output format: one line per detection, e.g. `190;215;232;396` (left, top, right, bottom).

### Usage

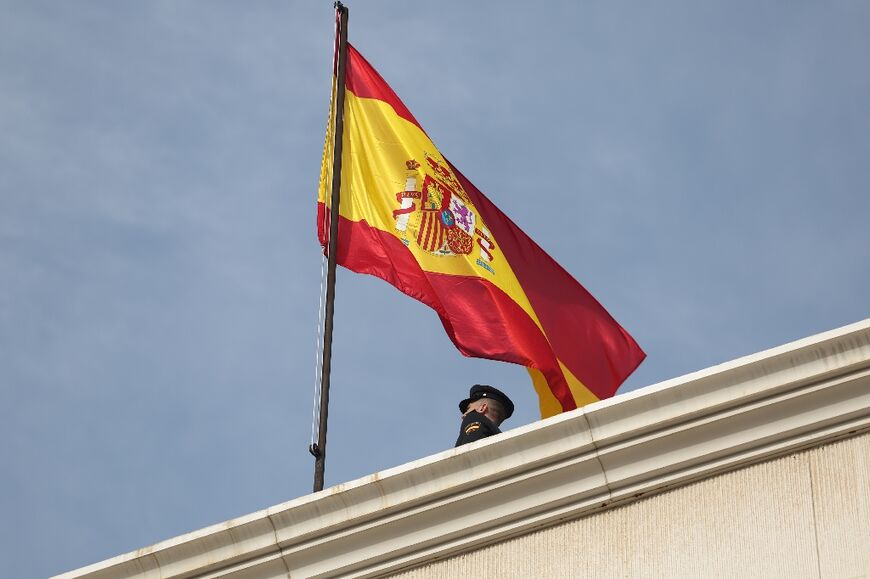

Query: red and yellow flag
318;41;645;418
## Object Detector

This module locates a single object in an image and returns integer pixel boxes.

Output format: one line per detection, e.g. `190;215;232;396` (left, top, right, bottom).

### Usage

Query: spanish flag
318;38;645;419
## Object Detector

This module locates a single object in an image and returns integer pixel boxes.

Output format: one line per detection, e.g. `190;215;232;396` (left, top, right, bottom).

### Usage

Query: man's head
459;384;514;425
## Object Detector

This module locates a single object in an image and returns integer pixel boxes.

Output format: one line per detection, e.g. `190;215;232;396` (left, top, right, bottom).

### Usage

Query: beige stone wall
391;432;870;579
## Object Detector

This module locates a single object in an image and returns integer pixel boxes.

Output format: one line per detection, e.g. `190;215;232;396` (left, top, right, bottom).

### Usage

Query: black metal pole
313;2;348;493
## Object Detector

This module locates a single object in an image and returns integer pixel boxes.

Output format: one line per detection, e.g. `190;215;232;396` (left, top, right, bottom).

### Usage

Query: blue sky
2;2;868;576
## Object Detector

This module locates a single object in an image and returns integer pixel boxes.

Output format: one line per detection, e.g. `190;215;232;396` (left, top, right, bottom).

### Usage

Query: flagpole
312;2;349;493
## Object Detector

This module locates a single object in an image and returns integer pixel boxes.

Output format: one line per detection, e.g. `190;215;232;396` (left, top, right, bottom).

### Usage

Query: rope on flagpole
309;252;328;451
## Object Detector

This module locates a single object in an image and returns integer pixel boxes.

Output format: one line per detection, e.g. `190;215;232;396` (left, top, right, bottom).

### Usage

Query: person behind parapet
455;384;514;447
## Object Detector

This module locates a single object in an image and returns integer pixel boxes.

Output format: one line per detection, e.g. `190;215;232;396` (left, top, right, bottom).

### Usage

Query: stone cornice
57;319;870;579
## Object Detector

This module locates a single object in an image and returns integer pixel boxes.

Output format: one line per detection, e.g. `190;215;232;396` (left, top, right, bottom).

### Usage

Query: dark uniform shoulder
455;411;501;447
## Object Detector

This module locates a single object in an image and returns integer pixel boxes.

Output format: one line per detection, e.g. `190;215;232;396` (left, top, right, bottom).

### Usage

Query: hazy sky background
2;1;868;576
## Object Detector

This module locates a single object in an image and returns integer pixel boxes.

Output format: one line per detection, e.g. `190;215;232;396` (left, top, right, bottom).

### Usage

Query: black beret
459;384;514;420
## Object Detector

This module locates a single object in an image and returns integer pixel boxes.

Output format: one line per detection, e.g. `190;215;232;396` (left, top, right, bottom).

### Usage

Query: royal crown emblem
392;155;496;273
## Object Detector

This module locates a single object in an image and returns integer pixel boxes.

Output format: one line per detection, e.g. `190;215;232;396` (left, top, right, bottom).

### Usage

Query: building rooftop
57;318;870;578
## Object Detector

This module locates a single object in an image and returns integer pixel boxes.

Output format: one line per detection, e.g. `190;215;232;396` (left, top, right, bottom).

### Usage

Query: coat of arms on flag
392;154;496;273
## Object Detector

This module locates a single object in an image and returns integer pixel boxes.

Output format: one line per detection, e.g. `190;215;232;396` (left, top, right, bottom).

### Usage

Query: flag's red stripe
345;44;425;134
319;203;578;412
449;164;646;400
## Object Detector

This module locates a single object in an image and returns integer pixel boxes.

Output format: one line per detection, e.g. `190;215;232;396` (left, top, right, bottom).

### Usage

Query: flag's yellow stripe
528;368;563;418
318;73;337;208
529;364;599;418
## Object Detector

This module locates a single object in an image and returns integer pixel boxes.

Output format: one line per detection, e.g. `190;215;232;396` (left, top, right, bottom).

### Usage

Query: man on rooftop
455;384;514;447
